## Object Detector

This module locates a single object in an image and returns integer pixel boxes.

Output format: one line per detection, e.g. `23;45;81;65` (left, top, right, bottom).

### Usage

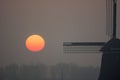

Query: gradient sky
0;0;120;67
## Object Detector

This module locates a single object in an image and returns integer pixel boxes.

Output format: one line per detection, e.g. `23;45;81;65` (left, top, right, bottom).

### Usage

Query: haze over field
0;0;120;67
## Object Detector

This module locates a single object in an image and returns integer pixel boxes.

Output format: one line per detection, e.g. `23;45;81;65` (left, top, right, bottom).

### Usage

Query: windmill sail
63;42;105;53
106;0;113;38
100;0;120;53
63;0;118;53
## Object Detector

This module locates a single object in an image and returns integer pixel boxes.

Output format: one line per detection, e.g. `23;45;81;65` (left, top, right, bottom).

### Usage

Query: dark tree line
0;63;99;80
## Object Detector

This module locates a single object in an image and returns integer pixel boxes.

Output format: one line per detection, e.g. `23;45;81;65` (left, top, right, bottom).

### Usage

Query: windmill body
98;38;120;80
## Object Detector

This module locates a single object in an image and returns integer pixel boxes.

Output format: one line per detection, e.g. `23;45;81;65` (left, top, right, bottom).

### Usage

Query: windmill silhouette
63;0;120;80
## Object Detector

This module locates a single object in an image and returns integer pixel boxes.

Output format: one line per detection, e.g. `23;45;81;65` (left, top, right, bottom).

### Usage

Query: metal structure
63;0;120;80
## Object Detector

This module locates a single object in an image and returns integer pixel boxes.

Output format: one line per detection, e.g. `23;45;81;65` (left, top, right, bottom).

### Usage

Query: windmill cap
100;38;120;53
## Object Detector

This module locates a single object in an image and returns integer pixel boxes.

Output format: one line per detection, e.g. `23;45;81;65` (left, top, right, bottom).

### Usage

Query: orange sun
25;34;45;52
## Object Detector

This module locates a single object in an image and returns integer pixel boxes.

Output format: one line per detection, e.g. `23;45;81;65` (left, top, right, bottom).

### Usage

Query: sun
25;34;45;52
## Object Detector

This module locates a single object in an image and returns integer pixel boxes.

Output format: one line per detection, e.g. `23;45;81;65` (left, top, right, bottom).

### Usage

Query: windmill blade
63;42;105;53
106;0;113;38
106;0;117;38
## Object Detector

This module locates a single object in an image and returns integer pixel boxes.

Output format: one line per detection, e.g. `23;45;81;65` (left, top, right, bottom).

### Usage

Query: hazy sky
0;0;120;67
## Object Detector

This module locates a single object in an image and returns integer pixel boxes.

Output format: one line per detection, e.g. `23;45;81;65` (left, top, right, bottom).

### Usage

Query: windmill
63;0;120;80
